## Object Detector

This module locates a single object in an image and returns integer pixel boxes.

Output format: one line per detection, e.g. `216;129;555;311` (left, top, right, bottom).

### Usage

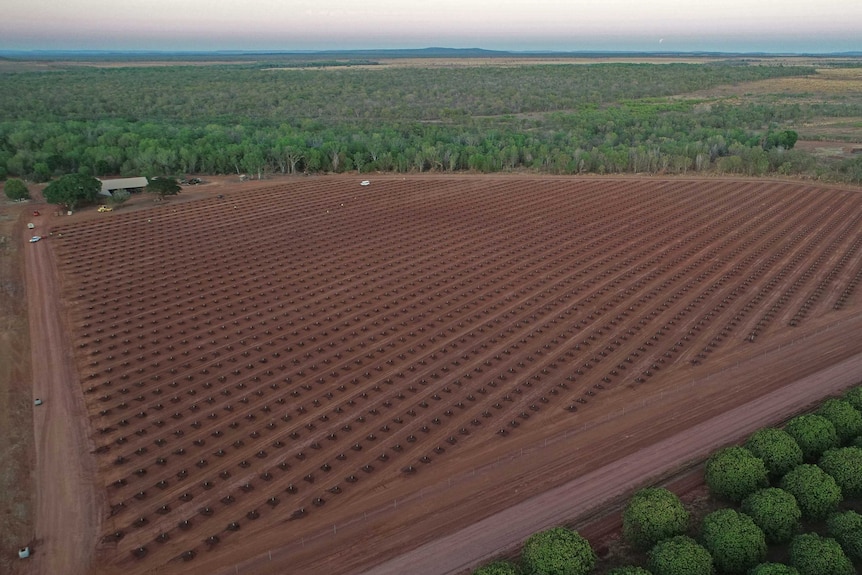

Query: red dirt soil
20;176;862;575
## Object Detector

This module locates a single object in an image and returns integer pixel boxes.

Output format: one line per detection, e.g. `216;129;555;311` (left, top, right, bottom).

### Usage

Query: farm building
98;177;148;197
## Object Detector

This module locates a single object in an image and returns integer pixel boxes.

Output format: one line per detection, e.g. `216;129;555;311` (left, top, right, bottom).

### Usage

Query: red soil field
21;176;862;575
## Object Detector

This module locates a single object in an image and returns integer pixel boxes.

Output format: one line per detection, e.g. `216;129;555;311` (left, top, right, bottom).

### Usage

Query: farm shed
98;177;148;197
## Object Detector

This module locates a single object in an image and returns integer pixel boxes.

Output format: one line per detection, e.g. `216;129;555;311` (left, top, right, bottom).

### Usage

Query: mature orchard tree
472;560;521;575
843;385;862;412
789;533;854;575
607;568;653;575
818;446;862;498
741;488;802;544
747;563;800;575
817;398;862;445
42;173;101;211
744;428;803;480
623;488;689;551
700;508;766;573
3;178;30;200
146;176;181;199
648;535;713;575
705;446;769;503
827;510;862;562
784;414;839;461
779;464;842;521
521;527;595;575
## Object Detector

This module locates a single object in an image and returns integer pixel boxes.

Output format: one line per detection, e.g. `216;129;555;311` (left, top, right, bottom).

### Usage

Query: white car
360;180;370;186
29;236;42;243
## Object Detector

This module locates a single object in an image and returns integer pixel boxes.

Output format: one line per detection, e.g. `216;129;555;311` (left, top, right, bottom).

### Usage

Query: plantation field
20;176;862;575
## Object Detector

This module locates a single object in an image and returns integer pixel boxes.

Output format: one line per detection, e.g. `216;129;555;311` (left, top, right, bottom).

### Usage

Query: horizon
1;0;859;54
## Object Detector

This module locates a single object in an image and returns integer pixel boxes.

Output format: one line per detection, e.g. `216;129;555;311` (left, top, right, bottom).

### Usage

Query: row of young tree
472;385;862;575
2;61;861;184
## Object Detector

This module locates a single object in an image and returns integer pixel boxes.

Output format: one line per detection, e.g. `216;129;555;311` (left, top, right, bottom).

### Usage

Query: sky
1;0;860;53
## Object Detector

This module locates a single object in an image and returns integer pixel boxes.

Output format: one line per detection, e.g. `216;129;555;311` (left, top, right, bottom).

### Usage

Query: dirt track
21;176;862;575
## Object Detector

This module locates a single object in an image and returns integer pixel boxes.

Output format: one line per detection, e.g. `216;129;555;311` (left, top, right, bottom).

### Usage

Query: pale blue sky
1;0;859;53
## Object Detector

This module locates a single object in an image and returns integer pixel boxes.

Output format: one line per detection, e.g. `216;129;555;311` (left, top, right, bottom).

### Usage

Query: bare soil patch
19;175;862;575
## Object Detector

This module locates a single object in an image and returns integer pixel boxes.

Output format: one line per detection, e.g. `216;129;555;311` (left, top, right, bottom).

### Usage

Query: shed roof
99;177;148;195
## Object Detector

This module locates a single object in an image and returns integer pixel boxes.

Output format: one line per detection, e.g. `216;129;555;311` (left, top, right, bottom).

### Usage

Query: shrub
747;564;799;575
521;527;595;575
784;414;839;461
780;465;842;520
704;446;769;503
741;488;801;544
817;398;862;445
473;560;521;575
818;446;862;498
789;533;854;575
744;428;803;480
700;508;766;573
826;510;862;562
648;535;713;575
623;488;690;550
3;178;30;201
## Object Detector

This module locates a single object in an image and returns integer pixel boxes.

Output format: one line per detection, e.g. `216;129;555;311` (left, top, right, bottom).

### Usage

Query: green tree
779;465;842;520
145;176;181;199
741;488;801;544
42;173;101;211
3;178;30;201
623;488;690;550
826;511;862;562
607;568;653;575
817;398;862;445
784;414;839;461
842;385;862;412
473;560;521;575
818;446;862;498
704;446;769;503
648;535;713;575
747;564;800;575
700;508;766;573
789;533;854;575
744;428;803;480
521;527;596;575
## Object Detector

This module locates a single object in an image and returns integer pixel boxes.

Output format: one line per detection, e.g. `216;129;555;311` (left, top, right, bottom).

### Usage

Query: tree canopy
816;398;862;445
779;464;842;521
520;527;595;575
818;446;862;498
42;173;101;211
623;488;690;551
146;176;182;199
789;533;854;575
744;428;803;480
700;508;766;573
843;385;862;412
648;535;713;575
826;510;862;562
741;487;802;544
784;414;839;461
747;563;800;575
472;560;521;575
704;446;769;503
3;178;30;200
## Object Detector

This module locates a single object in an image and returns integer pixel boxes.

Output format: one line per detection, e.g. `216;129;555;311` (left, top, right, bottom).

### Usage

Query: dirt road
24;209;102;575
359;350;862;574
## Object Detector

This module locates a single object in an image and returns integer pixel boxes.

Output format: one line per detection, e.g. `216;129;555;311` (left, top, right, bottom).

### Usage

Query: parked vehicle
97;205;113;212
29;236;42;243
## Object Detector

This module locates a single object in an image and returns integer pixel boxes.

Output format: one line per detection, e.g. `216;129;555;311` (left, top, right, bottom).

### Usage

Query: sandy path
361;350;862;575
24;209;102;575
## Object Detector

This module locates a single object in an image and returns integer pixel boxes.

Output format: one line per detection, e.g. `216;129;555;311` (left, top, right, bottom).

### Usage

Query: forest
1;57;861;183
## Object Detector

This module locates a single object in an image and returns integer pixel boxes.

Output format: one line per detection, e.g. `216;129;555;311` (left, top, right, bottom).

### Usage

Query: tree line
1;61;861;184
